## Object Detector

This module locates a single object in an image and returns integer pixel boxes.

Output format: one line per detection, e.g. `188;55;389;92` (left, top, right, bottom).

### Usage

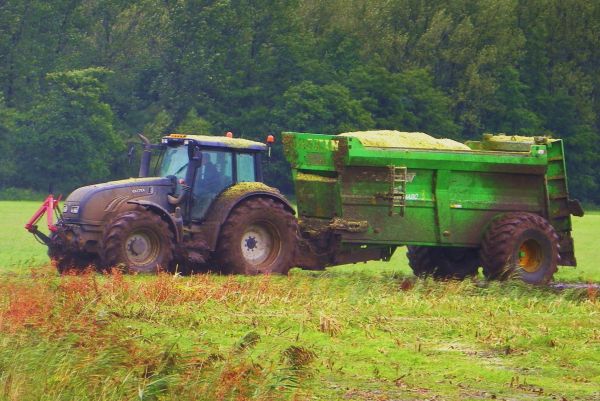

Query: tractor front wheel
215;197;297;275
102;209;175;273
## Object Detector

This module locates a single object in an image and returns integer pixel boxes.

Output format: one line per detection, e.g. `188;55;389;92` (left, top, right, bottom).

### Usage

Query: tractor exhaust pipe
138;133;152;178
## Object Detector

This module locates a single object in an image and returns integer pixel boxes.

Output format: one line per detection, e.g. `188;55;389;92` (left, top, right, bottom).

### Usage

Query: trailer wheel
480;213;559;284
407;246;479;279
102;209;175;273
215;197;297;275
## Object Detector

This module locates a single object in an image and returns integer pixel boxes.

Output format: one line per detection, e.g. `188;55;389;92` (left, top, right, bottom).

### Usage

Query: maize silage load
485;134;535;143
339;130;471;151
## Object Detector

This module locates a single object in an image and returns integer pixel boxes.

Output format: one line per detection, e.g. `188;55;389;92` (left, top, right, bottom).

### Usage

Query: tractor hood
61;177;175;226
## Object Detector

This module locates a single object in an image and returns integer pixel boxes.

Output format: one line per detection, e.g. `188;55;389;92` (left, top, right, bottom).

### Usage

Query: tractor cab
155;134;267;221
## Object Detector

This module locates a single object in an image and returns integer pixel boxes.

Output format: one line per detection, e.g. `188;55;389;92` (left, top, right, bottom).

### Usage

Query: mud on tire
215;197;297;275
480;212;559;285
49;249;95;274
407;246;479;279
48;232;95;274
102;209;175;273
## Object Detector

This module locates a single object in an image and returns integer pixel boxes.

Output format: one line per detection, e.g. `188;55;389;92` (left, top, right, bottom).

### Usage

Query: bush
0;187;47;201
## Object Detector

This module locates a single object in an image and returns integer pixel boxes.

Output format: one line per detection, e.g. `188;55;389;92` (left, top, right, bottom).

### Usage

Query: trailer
283;130;584;284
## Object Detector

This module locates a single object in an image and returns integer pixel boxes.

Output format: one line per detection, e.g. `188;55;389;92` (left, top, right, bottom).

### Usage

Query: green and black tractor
28;133;297;274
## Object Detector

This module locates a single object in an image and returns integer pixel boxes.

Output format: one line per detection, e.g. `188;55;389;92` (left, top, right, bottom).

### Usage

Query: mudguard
127;199;183;243
193;182;295;251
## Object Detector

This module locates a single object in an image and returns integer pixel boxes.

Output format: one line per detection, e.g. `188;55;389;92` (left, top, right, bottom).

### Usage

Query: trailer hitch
24;193;62;246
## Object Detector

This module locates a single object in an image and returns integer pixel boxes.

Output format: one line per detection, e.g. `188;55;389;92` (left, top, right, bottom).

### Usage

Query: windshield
158;145;189;180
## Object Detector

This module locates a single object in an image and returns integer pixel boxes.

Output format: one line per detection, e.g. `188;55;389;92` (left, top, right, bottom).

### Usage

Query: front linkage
24;193;62;246
25;194;89;272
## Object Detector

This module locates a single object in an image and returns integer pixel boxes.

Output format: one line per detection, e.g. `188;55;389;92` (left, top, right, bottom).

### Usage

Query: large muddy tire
480;212;559;285
102;209;175;274
407;246;480;279
215;197;297;275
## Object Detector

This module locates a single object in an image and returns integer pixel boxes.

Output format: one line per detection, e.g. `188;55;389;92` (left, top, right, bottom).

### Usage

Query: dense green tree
276;81;374;134
143;110;174;144
481;67;542;135
14;68;124;193
0;0;598;202
0;98;18;186
347;66;459;137
175;108;213;136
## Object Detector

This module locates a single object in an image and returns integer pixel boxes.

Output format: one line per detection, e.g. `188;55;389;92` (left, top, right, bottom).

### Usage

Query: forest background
1;0;599;203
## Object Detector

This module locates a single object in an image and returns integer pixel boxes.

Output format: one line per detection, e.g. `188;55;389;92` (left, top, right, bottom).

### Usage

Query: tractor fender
197;182;295;251
127;200;183;243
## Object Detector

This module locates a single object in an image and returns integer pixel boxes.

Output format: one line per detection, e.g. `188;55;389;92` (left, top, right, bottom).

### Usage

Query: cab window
236;153;256;182
158;145;188;180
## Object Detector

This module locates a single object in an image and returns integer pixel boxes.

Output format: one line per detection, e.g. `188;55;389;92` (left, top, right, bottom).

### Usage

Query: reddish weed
0;281;54;332
140;272;179;304
213;361;263;401
587;283;598;303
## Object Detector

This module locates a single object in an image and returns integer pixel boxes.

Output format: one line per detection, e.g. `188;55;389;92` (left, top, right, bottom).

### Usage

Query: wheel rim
240;223;280;268
125;229;160;266
518;239;542;273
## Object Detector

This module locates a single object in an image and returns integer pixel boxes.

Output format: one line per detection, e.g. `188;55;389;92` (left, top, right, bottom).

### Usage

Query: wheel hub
518;239;542;273
245;236;258;251
126;231;158;265
129;237;148;256
240;224;275;266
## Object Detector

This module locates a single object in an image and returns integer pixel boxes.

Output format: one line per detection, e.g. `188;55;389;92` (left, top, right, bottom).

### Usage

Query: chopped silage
218;181;277;201
339;130;471;151
484;134;535;143
296;172;337;183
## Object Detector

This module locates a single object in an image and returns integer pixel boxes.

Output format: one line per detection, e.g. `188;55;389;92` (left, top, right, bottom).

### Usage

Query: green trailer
283;130;584;284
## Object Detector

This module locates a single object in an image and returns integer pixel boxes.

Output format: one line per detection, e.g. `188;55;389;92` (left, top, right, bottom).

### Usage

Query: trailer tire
215;197;297;275
407;246;479;279
480;213;559;284
102;209;175;274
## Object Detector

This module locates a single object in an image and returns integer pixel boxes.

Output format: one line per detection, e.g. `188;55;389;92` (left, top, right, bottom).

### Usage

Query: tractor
26;133;297;274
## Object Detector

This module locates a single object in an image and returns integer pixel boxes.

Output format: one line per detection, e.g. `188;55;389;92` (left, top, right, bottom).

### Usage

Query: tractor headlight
70;205;80;214
63;204;68;213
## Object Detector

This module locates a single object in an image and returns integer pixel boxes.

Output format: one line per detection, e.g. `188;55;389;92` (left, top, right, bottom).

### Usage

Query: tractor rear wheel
215;197;297;275
407;246;480;279
480;212;559;284
102;209;175;273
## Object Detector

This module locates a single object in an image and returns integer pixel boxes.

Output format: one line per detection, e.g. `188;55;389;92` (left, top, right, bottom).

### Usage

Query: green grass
0;201;599;400
1;201;51;269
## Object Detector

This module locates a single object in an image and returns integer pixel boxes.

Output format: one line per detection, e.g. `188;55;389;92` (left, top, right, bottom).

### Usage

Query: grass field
0;201;599;400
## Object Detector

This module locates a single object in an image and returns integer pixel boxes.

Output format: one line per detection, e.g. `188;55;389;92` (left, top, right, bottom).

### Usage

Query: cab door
190;150;233;220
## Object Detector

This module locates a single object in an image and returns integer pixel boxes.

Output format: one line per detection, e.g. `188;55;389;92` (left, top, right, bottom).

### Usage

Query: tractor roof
162;133;267;151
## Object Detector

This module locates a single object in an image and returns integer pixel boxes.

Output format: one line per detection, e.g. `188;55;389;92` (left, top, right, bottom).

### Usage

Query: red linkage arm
25;194;62;233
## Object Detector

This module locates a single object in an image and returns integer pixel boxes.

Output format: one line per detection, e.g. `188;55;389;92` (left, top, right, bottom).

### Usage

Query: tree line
0;0;599;202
